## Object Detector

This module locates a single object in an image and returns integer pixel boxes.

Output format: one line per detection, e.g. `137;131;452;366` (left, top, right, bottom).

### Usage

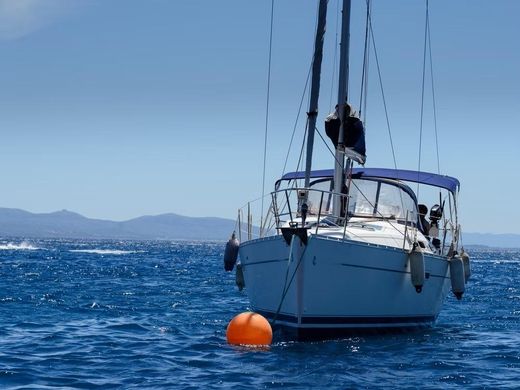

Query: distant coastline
462;233;520;250
0;207;518;248
0;207;235;241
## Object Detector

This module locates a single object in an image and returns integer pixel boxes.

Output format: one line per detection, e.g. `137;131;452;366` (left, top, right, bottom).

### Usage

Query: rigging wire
296;123;309;177
366;6;407;224
261;0;275;224
427;2;441;174
281;63;313;176
285;0;328;187
283;0;327;179
359;0;371;120
270;243;308;326
368;12;398;171
362;0;372;125
309;1;408;239
315;126;343;167
328;0;340;109
417;0;429;200
247;1;447;251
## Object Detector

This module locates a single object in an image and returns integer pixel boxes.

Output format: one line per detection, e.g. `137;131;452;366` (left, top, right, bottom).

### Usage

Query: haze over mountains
0;207;518;248
0;208;234;241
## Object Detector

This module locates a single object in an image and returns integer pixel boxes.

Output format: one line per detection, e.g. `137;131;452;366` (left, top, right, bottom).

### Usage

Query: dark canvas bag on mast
325;104;366;164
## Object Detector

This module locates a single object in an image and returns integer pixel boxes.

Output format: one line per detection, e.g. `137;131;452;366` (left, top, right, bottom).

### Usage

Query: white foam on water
0;241;41;251
69;249;141;255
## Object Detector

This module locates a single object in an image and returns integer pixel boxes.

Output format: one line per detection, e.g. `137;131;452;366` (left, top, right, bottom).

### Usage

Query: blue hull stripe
257;310;435;325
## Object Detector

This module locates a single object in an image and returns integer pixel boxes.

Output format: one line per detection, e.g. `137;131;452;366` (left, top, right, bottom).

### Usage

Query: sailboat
224;0;470;340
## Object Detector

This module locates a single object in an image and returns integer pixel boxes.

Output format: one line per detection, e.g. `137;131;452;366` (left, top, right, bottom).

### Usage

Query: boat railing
237;187;459;256
270;187;342;231
237;187;350;242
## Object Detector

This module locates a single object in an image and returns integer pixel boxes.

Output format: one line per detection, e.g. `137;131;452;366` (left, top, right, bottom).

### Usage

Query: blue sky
0;0;518;234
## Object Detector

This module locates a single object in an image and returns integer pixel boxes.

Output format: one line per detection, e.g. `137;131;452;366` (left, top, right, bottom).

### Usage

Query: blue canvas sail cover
325;105;366;164
280;167;460;194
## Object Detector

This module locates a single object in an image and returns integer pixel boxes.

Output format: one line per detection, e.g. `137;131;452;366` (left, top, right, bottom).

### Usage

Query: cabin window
307;179;333;215
347;179;417;221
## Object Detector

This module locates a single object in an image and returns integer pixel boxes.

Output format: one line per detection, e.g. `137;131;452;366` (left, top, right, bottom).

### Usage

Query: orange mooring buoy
226;312;272;346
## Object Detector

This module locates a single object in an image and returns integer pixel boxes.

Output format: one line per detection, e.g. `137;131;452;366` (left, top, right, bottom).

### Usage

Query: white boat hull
239;234;451;339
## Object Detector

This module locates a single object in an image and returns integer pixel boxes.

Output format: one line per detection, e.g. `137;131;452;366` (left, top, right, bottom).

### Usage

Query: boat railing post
260;199;270;238
316;191;324;235
259;208;263;239
341;192;347;239
403;210;409;250
285;189;294;225
343;158;353;229
453;193;460;252
264;202;274;237
237;209;242;242
247;202;252;241
259;206;264;238
442;219;449;256
272;192;280;232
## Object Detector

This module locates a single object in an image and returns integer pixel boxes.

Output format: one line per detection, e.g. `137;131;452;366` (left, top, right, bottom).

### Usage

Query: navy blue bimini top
280;168;460;194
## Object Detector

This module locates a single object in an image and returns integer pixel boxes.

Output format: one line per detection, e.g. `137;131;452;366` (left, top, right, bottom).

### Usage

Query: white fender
450;257;465;300
224;232;240;271
409;246;425;293
460;250;471;282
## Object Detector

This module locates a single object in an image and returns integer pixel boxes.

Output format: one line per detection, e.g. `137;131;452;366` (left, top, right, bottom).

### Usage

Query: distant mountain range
0;207;518;247
0;208;236;241
462;233;520;250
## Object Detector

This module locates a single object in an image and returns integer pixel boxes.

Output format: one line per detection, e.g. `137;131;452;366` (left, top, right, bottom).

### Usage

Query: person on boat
418;204;430;237
428;204;443;251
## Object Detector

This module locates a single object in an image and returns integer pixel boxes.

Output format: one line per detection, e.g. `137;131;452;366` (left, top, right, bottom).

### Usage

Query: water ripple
0;240;518;388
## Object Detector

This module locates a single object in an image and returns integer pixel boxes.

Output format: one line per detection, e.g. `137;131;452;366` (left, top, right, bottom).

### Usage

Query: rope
261;0;275;223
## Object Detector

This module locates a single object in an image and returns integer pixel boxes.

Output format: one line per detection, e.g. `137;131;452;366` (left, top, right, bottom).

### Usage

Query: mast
332;0;351;217
304;0;328;189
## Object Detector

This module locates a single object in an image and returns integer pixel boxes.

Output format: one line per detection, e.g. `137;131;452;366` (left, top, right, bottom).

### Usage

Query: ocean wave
69;249;141;255
0;241;41;251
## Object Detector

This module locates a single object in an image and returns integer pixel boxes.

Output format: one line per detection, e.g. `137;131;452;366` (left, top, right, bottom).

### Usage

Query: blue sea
0;239;518;389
